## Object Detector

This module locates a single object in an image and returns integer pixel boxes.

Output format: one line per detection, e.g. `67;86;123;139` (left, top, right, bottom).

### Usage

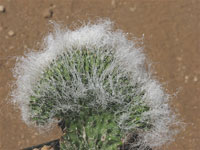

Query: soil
0;0;200;150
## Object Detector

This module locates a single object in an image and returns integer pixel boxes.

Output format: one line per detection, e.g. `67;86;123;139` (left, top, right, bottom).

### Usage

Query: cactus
12;20;178;150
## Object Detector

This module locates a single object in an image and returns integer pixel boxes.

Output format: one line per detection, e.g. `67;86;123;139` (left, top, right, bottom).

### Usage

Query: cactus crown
29;48;150;149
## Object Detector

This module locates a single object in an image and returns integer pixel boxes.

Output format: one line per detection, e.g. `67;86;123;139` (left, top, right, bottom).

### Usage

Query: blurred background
0;0;199;149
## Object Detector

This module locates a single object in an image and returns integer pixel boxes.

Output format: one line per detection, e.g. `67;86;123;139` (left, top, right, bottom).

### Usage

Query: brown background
0;0;200;149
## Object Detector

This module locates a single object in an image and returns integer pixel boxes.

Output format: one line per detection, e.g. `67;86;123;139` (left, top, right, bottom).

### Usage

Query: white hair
11;20;179;149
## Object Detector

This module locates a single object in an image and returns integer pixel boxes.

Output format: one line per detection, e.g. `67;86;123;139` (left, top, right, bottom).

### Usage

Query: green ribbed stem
60;111;123;150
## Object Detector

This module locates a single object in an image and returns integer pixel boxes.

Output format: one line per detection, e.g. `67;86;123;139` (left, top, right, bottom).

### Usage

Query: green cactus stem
60;111;123;150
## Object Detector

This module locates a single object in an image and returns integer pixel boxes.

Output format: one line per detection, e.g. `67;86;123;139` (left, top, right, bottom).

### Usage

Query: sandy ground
0;0;200;149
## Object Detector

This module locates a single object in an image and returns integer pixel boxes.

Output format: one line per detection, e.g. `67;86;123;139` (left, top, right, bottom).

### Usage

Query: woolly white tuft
11;20;178;149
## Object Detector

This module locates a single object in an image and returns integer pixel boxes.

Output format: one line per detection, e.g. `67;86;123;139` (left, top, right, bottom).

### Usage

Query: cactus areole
11;20;177;150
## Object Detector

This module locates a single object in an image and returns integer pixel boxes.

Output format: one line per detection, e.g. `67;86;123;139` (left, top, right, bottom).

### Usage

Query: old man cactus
11;20;178;150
